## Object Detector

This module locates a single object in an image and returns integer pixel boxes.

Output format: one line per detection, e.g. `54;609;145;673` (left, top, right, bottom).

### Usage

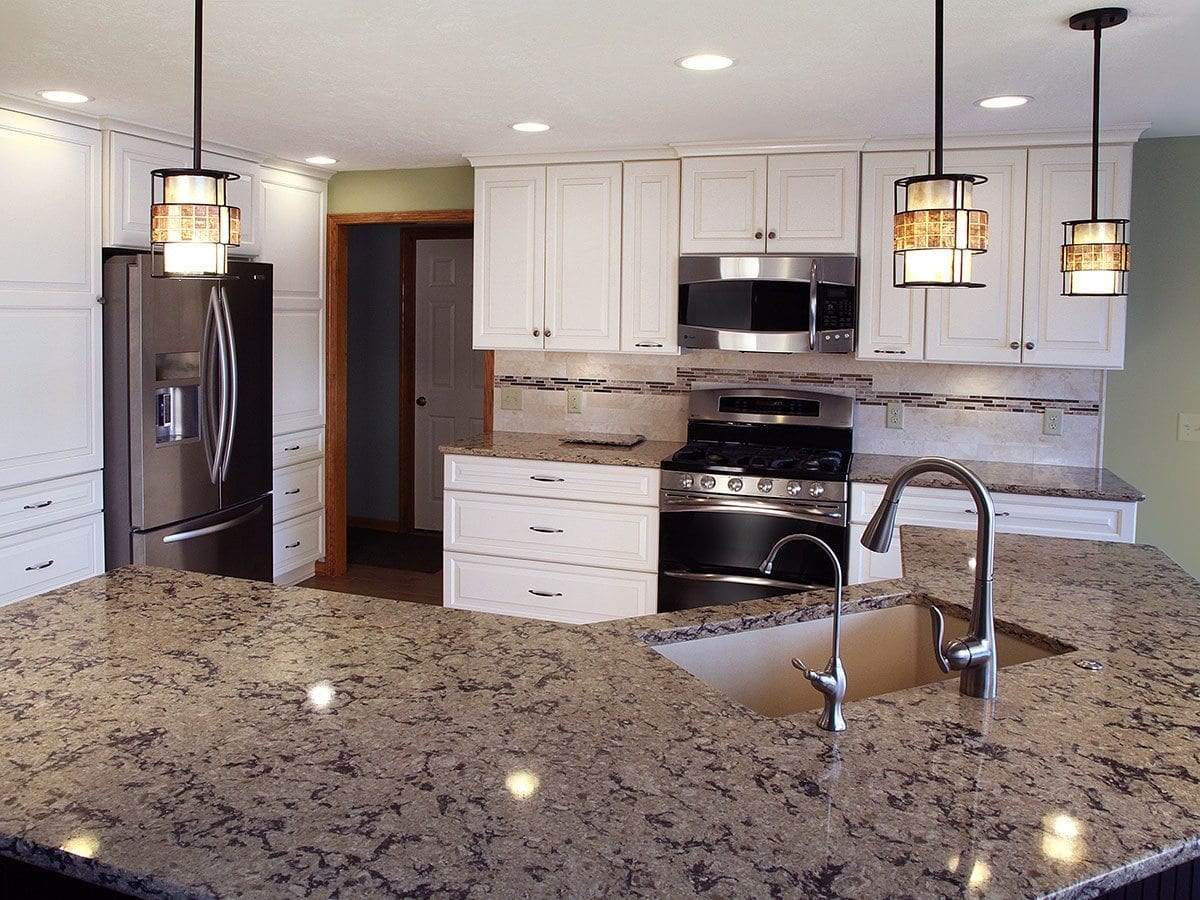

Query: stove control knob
727;477;743;493
678;474;694;490
757;478;774;494
809;484;826;498
699;475;717;490
786;481;804;497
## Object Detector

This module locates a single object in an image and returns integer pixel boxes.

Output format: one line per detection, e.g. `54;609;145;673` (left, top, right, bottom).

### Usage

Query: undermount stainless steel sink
650;603;1067;718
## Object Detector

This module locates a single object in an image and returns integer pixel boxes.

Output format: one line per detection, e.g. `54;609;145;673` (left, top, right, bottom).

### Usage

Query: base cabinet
0;513;104;607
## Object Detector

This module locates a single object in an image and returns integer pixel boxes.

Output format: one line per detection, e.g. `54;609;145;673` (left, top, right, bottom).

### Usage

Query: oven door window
679;280;811;331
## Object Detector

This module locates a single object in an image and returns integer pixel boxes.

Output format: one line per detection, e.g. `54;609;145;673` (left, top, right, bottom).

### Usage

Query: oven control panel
661;470;846;503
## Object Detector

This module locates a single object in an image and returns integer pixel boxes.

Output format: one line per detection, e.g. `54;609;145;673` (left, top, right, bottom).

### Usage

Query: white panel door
259;169;326;302
620;160;680;353
766;152;860;254
857;151;930;361
0;110;99;297
473;166;545;350
924;148;1028;364
104;131;191;250
545;163;622;351
1022;145;1130;368
206;151;262;257
680;155;768;254
272;301;326;435
414;239;482;530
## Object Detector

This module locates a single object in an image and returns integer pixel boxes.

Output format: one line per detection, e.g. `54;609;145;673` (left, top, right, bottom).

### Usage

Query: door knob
416;396;427;407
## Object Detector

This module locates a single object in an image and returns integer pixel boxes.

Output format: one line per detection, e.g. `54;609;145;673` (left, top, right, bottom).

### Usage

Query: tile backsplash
493;350;1107;467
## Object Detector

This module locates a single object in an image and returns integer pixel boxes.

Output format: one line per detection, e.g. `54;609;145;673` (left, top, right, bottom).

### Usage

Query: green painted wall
328;165;474;214
1104;136;1200;577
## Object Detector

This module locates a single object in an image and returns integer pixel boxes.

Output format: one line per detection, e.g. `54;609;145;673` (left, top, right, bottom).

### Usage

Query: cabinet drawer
0;513;104;607
272;428;324;468
273;510;324;576
0;470;102;539
444;455;659;506
444;552;656;624
272;458;324;523
445;492;658;572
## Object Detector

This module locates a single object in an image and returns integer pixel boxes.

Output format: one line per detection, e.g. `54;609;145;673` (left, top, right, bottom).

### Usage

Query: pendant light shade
894;0;989;289
1060;7;1129;297
150;0;240;279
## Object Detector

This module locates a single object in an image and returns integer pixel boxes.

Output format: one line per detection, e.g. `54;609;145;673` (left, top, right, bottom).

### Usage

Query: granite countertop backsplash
0;528;1196;898
440;430;683;468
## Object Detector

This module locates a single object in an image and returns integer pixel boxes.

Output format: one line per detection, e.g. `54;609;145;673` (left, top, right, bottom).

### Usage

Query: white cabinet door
857;151;930;361
924;148;1027;365
680;155;768;254
766;152;859;254
0;110;100;297
272;301;326;436
1022;145;1130;368
545;163;622;351
473;166;546;350
207;151;262;257
621;160;680;354
259;168;326;302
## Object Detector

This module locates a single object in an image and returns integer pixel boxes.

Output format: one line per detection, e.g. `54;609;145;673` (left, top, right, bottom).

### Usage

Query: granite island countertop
441;429;684;468
1;529;1197;898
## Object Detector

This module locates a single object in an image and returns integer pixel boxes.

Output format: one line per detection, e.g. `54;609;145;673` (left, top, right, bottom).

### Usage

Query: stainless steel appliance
677;255;857;353
658;387;854;611
102;253;273;580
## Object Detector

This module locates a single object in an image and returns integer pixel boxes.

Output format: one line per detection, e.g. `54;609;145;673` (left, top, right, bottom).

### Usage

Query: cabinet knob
544;329;552;337
754;231;763;240
767;230;776;240
1009;341;1020;350
1025;341;1035;351
533;329;540;337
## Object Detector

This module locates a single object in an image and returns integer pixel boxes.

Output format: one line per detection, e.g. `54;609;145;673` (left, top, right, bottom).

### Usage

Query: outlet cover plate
1043;407;1064;437
1179;412;1200;442
500;386;523;411
566;389;584;414
886;402;904;430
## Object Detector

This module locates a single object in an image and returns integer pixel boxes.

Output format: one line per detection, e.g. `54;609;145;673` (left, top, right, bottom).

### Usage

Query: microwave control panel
816;285;855;352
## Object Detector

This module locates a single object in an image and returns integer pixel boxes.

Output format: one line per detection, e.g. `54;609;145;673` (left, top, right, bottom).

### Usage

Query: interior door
414;238;483;530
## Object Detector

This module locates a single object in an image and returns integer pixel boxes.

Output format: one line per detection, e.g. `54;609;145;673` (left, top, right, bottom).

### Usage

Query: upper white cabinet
1022;145;1130;368
545;163;622;351
259;167;325;302
104;131;261;256
621;160;680;354
680;152;859;255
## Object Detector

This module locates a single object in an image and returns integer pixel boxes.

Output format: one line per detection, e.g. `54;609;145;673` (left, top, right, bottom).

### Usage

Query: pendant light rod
934;0;944;175
193;0;203;170
1089;21;1101;219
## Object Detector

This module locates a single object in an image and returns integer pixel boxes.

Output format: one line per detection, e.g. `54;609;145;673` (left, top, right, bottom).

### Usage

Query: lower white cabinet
273;508;325;584
0;512;104;607
442;454;659;620
272;457;324;523
272;427;327;585
847;482;1138;585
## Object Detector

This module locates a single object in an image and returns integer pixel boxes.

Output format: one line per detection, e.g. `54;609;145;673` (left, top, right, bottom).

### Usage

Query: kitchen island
0;529;1197;898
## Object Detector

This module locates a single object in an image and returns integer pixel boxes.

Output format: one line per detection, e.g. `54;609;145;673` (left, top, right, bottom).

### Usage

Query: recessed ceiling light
976;95;1032;109
511;122;551;133
37;89;91;104
305;155;337;165
675;54;735;71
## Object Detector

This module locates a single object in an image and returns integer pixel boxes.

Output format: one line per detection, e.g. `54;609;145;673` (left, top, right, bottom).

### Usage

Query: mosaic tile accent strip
496;366;1101;416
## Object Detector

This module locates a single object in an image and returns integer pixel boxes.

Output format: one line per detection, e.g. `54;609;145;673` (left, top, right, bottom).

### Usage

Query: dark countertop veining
2;531;1195;898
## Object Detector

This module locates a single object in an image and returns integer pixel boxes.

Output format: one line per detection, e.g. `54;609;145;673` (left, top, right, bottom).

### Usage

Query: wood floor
301;564;443;605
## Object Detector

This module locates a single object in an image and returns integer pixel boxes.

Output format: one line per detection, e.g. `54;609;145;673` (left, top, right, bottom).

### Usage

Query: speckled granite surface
440;430;683;468
850;453;1146;502
1;529;1197;898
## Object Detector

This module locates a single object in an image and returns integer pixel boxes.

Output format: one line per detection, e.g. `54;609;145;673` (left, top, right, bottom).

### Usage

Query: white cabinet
259;167;325;302
620;160;680;354
272;509;325;583
442;454;660;620
1022;145;1130;368
271;302;326;436
545;163;622;351
0;513;104;608
680;152;859;255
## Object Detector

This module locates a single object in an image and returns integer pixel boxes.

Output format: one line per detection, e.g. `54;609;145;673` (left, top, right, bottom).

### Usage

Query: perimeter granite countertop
2;530;1197;898
440;430;684;468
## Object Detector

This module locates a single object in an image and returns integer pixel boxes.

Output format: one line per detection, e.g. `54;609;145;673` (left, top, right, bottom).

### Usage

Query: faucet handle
791;656;813;677
929;605;952;673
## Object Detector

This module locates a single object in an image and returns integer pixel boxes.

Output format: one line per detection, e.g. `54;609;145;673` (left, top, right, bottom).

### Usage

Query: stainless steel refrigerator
103;253;273;581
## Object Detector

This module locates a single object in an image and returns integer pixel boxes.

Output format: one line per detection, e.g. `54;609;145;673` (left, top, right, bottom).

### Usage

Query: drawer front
444;454;659;506
0;513;104;607
0;470;102;539
272;428;325;469
445;493;658;572
273;510;324;577
272;458;324;523
444;552;656;624
850;483;1136;542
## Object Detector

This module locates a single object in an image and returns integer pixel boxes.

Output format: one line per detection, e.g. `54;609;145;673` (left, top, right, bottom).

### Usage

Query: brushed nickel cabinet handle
528;526;563;534
25;560;54;571
873;349;908;355
284;445;300;452
528;589;563;598
635;342;663;348
529;475;565;483
23;500;52;510
965;508;1010;517
285;541;301;549
284;488;301;495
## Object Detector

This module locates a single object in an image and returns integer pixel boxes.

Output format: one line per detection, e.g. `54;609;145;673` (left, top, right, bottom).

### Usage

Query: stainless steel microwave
678;255;857;353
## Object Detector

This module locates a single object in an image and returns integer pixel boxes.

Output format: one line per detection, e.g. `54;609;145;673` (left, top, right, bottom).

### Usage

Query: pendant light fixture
1060;7;1129;297
893;0;989;288
149;0;240;278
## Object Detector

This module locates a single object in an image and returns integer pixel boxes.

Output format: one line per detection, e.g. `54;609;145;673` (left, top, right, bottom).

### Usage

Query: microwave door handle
809;258;819;351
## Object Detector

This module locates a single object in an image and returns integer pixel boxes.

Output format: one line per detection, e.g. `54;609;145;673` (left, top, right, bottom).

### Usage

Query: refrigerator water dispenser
155;386;199;444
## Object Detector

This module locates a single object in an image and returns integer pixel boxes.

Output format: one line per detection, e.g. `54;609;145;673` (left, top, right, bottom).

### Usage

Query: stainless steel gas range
657;386;853;611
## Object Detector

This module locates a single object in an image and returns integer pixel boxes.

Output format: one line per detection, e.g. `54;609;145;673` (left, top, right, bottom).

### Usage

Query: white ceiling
3;0;1198;171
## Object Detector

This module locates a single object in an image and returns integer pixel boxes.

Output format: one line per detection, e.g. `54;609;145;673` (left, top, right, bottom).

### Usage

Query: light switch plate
1179;412;1200;442
1043;407;1064;437
500;386;523;411
886;402;903;429
566;389;584;414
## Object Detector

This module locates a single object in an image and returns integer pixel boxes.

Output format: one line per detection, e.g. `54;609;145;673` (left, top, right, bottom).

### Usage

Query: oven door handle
660;494;844;523
661;570;826;592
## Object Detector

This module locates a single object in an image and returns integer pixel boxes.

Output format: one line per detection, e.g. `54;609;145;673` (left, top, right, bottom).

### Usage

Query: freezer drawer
133;497;272;582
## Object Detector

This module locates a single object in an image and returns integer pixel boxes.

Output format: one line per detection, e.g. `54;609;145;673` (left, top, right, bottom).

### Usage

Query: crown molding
464;146;675;167
863;124;1151;151
0;92;100;129
670;139;867;156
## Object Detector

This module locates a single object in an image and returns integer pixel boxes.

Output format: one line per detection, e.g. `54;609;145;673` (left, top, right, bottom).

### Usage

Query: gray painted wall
347;225;402;523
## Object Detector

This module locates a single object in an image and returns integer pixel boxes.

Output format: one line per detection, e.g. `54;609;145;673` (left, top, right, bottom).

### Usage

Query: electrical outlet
886;401;904;430
1179;413;1200;442
500;386;523;411
1043;407;1064;437
566;389;584;414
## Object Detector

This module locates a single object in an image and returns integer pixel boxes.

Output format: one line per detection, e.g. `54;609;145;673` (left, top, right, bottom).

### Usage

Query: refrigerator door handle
161;502;265;544
209;286;232;486
217;285;239;482
200;290;221;484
